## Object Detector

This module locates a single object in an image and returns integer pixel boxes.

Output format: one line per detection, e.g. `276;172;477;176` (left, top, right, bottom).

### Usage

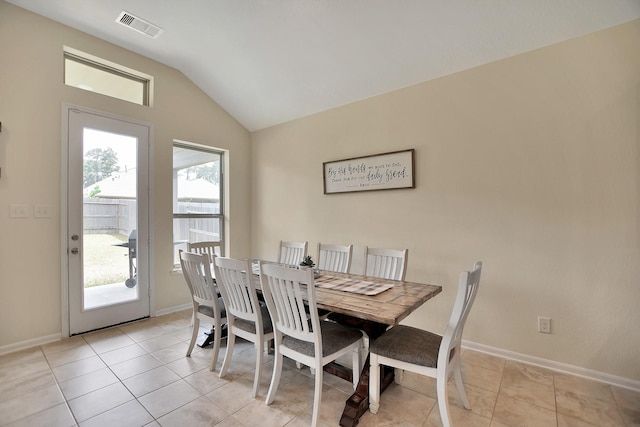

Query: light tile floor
1;310;638;426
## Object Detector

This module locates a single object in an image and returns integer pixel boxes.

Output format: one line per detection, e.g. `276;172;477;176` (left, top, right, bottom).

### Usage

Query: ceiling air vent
116;11;163;38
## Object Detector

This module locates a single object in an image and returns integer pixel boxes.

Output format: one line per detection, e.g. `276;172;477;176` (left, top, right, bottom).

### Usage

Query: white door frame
61;104;155;337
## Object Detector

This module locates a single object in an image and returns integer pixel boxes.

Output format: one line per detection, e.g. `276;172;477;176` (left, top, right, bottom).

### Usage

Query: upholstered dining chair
277;240;308;266
364;247;409;281
179;250;227;371
317;243;353;273
259;262;363;427
187;240;223;261
213;256;274;397
368;261;483;427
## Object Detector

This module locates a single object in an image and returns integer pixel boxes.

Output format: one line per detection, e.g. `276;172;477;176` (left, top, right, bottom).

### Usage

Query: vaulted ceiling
8;0;640;131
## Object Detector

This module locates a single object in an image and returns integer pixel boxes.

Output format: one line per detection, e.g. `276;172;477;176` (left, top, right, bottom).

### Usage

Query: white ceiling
8;0;640;131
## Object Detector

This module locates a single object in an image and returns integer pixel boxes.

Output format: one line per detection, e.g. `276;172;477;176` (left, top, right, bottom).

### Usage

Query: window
64;47;152;106
173;142;224;267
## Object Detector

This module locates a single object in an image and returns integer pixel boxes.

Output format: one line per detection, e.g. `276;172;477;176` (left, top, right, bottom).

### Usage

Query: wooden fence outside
83;198;136;236
84;199;221;241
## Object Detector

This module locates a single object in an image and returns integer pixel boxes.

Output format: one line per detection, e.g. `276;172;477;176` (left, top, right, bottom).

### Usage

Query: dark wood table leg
328;314;391;427
339;355;394;427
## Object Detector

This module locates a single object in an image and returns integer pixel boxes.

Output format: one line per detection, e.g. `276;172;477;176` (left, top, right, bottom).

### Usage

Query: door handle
71;235;79;241
71;248;79;254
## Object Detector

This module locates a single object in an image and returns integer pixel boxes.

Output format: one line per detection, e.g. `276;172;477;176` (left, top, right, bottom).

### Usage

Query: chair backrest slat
188;241;223;262
365;247;408;281
278;241;308;266
317;243;353;273
179;251;220;313
213;257;259;324
260;263;320;346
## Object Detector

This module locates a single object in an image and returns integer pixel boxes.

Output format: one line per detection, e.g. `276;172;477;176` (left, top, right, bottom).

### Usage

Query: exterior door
66;107;150;335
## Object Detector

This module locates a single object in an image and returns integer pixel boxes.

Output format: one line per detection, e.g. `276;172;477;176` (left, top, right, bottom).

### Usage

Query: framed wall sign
323;149;415;194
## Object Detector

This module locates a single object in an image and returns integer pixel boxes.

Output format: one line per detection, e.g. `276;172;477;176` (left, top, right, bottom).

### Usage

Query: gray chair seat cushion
197;297;226;319
370;325;442;368
282;321;362;357
234;304;274;334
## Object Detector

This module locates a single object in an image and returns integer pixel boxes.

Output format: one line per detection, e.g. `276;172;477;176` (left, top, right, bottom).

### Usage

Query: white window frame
172;141;224;268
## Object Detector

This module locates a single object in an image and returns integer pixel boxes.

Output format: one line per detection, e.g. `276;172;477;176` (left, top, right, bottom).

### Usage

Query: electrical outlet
538;316;551;334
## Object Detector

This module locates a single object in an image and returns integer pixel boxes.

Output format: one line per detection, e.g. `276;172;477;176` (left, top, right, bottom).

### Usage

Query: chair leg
252;338;264;398
394;367;405;385
209;319;222;371
351;346;361;390
361;334;369;371
186;316;200;357
266;349;283;405
452;361;471;409
436;371;452;427
219;330;236;378
369;354;381;414
311;363;323;427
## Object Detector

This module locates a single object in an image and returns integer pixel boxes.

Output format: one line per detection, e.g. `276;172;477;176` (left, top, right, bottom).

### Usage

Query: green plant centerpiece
299;255;315;268
299;255;321;278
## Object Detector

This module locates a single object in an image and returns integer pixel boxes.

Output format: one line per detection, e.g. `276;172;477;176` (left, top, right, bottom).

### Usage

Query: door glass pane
82;128;138;309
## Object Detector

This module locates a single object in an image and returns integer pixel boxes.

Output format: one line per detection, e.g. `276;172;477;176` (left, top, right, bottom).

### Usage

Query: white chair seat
369;325;441;367
233;305;273;335
196;300;226;319
282;321;362;357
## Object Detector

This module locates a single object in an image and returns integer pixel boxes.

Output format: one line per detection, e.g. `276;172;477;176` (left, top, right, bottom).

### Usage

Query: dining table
248;261;443;427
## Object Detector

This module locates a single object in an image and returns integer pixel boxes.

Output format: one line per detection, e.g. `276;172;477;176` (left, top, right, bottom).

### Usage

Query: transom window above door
64;46;153;106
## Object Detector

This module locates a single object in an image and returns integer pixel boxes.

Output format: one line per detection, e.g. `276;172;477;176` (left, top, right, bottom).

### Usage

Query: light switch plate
34;204;52;218
9;204;30;218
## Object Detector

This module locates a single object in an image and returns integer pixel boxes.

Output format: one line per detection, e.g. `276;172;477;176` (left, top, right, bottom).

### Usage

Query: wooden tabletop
311;271;442;326
223;260;442;326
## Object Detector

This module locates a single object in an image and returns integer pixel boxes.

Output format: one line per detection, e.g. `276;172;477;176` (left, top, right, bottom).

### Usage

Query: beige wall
0;3;251;347
252;20;640;381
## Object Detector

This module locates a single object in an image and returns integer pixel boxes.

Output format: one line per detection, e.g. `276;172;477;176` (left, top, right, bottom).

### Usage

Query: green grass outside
83;233;131;287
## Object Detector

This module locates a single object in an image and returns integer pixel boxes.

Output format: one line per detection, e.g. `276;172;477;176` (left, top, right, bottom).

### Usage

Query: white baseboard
462;340;640;393
154;303;191;317
0;333;61;356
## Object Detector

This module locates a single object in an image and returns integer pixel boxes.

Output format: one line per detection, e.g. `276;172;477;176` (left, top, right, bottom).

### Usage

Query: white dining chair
213;256;274;397
369;261;483;427
187;240;223;261
277;240;308;266
179;250;227;371
317;242;353;273
364;247;408;281
259;262;363;427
